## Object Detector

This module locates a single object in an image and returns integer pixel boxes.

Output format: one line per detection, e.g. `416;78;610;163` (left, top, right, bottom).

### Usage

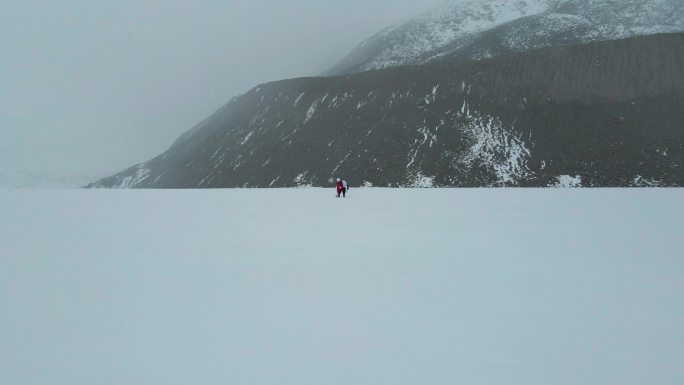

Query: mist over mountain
326;0;684;75
0;166;105;189
89;33;684;188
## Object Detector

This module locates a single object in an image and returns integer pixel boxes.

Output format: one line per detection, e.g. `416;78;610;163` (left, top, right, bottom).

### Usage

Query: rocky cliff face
89;33;684;188
326;0;684;75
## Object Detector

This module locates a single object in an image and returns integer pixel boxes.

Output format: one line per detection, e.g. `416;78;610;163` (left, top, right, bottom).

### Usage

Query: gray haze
1;0;442;187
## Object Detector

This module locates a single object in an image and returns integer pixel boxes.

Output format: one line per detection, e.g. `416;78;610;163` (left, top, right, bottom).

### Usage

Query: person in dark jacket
341;179;348;197
336;178;343;197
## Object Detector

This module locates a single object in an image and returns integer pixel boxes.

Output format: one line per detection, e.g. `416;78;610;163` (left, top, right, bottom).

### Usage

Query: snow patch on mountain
104;165;152;189
294;92;306;107
421;0;553;33
406;122;436;171
240;132;254;145
501;13;595;51
411;173;436;188
293;172;313;187
550;174;583;188
454;102;532;186
304;95;327;124
632;175;665;187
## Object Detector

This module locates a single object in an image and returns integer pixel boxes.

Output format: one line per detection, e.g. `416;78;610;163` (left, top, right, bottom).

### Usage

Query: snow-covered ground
1;188;683;385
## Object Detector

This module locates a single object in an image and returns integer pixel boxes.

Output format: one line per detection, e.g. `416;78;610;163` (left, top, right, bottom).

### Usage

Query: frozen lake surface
1;188;683;385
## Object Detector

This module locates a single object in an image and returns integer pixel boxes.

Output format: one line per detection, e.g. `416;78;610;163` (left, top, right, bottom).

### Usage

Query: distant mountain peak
326;0;684;75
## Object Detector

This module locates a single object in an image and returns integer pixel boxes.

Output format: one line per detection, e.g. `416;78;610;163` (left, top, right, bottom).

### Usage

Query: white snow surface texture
1;188;683;385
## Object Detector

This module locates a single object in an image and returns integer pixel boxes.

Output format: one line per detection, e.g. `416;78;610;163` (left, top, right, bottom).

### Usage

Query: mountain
88;33;684;188
326;0;684;75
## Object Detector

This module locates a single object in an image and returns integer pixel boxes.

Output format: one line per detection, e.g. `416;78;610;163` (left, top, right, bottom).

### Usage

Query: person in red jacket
336;178;343;197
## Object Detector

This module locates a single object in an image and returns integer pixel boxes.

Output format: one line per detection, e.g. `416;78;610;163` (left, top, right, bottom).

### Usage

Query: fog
0;0;443;187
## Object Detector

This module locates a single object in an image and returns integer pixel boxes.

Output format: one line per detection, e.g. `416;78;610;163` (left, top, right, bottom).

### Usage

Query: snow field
1;188;683;385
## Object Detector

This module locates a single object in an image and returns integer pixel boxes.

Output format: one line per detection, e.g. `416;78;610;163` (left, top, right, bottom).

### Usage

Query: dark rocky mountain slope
89;33;684;188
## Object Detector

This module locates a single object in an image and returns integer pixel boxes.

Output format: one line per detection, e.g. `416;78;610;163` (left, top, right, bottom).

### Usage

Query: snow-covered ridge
328;0;684;74
90;164;152;189
360;0;554;71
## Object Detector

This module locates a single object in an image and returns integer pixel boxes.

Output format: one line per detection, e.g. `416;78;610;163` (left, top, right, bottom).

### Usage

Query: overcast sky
0;0;446;187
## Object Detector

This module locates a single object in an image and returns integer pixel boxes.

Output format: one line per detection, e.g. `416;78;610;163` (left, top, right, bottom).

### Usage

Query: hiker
336;178;343;197
342;179;348;197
